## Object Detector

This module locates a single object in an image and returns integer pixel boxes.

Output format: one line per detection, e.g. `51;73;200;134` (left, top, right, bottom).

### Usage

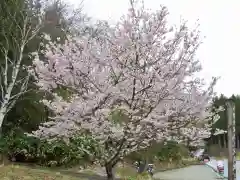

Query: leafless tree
0;0;43;131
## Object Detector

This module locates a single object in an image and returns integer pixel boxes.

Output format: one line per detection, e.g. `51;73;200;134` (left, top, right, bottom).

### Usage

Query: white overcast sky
68;0;240;97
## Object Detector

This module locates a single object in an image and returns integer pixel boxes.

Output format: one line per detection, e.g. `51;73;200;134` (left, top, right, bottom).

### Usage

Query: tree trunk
0;106;7;129
0;126;3;165
218;135;221;148
105;164;114;180
237;135;239;149
223;133;226;148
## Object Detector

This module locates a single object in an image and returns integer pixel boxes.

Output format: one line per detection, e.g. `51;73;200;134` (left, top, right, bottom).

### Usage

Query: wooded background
206;94;240;156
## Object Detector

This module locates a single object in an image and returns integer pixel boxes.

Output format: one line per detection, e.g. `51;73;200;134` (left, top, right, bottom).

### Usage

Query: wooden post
218;135;221;148
227;100;236;180
223;133;226;148
237;135;240;149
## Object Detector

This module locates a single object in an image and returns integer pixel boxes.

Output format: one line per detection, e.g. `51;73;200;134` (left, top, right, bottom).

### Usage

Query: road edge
204;163;227;179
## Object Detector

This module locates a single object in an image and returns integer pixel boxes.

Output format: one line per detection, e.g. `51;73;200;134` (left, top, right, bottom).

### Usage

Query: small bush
126;141;189;164
156;141;189;162
236;152;240;160
0;132;101;167
207;144;227;157
0;132;40;162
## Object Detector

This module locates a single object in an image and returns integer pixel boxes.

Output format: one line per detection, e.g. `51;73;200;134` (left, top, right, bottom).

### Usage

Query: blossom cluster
29;0;220;162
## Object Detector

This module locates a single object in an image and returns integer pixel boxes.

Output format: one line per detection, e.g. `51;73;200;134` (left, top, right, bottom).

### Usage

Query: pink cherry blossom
29;0;220;178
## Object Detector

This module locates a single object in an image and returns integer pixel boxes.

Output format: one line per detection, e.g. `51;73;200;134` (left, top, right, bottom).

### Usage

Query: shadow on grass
59;170;121;180
3;162;122;180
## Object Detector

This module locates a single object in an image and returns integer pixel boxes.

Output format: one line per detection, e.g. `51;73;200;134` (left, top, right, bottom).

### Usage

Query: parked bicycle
147;163;154;176
134;161;154;176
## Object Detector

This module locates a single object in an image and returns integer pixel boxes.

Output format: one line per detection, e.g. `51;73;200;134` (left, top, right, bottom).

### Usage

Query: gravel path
153;165;224;180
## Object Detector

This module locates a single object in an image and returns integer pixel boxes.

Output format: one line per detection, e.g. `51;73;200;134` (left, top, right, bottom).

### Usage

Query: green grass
79;164;150;180
114;158;199;180
0;164;87;180
215;152;240;160
0;164;150;180
115;165;151;180
0;158;198;180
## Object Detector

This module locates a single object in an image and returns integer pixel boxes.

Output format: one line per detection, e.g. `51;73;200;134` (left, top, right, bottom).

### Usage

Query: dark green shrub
37;135;102;167
126;141;189;163
0;132;40;162
156;141;189;162
0;132;101;167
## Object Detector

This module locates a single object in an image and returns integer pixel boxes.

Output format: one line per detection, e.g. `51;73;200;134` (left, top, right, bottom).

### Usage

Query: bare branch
0;0;43;127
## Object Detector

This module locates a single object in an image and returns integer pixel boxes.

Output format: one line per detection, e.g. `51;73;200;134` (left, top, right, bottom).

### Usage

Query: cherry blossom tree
29;0;220;179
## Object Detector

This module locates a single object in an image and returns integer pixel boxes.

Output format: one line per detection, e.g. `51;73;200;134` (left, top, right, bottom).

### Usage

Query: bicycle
147;163;154;176
134;161;154;176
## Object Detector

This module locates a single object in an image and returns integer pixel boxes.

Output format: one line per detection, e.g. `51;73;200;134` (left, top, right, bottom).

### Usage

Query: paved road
207;158;240;180
153;165;224;180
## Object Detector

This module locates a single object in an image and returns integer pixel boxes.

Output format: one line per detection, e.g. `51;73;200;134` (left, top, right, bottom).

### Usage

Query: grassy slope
0;158;198;180
0;165;86;180
0;164;149;180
